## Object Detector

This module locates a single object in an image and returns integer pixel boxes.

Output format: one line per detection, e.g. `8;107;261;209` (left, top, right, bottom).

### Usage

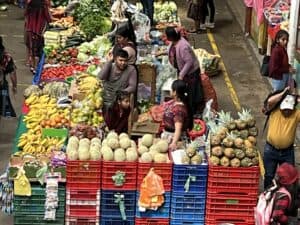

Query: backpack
254;185;291;225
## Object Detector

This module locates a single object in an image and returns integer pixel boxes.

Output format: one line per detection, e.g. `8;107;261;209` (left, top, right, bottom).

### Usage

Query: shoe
199;24;206;30
206;22;215;28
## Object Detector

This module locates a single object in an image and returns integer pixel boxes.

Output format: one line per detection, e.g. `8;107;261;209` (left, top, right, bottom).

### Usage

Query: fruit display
181;145;203;165
208;109;259;167
18;94;70;155
41;64;88;80
69;124;104;139
66;136;102;160
100;131;138;162
138;134;171;163
71;74;104;126
23;85;43;98
42;81;69;98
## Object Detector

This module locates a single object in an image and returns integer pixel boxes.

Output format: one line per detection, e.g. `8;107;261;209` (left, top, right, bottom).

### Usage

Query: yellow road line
206;30;241;111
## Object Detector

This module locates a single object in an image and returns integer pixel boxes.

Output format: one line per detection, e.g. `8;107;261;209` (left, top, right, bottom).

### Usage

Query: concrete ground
0;0;299;224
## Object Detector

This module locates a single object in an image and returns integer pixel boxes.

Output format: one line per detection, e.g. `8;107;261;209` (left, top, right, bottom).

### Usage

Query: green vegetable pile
74;0;111;41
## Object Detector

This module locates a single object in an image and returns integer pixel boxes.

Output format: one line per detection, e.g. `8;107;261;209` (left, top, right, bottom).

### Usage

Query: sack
261;89;289;133
254;185;291;225
260;55;270;77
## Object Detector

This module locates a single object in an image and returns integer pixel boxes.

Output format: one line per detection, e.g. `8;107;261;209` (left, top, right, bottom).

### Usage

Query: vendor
104;90;131;133
99;49;137;110
162;80;191;151
112;26;137;65
157;27;204;116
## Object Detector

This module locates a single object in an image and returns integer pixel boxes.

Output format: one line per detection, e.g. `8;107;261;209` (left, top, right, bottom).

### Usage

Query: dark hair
116;90;130;102
171;80;193;129
165;27;181;42
272;29;289;48
115;19;137;45
115;49;129;59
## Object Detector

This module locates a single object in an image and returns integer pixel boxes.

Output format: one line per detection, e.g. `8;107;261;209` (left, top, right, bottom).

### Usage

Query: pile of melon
66;136;102;160
138;134;170;163
101;131;138;162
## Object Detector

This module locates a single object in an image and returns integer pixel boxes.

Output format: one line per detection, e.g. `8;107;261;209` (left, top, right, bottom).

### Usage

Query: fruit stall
0;1;262;225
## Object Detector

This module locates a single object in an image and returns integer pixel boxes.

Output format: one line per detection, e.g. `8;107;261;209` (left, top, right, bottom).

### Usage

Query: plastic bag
202;99;215;122
138;168;165;210
131;11;150;43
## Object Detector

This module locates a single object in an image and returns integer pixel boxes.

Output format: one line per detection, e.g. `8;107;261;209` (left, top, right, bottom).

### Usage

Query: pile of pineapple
209;108;259;167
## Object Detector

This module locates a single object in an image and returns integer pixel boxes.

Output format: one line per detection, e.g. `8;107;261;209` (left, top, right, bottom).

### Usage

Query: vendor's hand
169;142;177;151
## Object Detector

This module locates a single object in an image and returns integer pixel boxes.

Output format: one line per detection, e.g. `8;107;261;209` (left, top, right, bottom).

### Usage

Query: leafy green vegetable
79;14;111;41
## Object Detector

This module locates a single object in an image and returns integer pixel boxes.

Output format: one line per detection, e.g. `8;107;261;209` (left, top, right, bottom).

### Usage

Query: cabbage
77;52;89;62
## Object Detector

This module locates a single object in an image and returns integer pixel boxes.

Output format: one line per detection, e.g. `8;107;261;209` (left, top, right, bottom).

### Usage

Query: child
271;163;299;225
269;30;296;91
104;90;131;134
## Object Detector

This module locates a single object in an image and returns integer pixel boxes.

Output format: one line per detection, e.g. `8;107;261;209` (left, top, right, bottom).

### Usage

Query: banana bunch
24;95;58;130
77;74;102;94
18;132;65;155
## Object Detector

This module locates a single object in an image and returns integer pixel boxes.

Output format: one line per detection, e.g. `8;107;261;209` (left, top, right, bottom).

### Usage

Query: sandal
30;67;36;74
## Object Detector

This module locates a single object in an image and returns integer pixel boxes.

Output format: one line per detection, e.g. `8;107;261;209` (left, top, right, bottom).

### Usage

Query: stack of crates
101;160;137;225
205;165;260;225
13;184;66;225
65;160;101;225
135;161;173;225
170;162;208;225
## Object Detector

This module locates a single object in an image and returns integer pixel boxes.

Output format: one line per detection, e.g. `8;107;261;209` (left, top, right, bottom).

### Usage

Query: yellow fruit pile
19;94;70;155
18;132;65;155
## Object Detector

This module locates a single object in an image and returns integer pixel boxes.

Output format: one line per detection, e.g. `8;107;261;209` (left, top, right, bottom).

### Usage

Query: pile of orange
41;114;70;129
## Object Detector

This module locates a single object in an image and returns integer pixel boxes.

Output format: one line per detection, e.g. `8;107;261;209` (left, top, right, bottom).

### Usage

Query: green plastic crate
12;115;28;153
14;215;65;225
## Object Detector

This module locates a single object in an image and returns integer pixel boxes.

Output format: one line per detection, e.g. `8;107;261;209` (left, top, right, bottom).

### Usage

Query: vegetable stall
0;1;262;225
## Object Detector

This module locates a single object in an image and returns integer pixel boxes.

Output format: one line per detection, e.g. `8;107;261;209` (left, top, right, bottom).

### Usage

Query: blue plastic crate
172;164;208;193
135;191;171;218
170;219;204;225
100;218;135;225
170;192;206;221
101;191;136;220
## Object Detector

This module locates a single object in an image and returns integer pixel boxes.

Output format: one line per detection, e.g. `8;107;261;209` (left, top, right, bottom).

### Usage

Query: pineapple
207;121;222;146
222;131;236;148
238;108;256;128
218;110;236;130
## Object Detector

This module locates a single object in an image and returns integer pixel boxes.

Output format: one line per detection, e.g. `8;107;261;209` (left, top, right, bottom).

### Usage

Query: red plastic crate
65;202;100;218
208;165;260;194
66;160;101;189
206;193;257;212
205;212;254;225
66;189;100;203
135;218;170;225
137;162;173;191
65;217;100;225
101;161;137;190
207;176;259;196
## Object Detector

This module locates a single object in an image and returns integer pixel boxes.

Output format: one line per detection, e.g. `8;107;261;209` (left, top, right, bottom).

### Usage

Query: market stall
0;1;262;225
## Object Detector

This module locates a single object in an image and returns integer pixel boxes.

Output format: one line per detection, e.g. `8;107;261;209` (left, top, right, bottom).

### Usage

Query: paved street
0;0;299;224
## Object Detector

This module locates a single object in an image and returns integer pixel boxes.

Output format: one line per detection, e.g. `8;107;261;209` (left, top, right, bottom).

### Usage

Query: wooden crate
137;63;156;103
